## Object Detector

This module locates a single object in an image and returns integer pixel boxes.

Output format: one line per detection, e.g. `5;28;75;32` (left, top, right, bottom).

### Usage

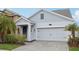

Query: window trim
40;13;44;19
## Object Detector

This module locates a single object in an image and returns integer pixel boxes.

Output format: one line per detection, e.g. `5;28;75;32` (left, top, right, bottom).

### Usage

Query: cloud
72;10;79;25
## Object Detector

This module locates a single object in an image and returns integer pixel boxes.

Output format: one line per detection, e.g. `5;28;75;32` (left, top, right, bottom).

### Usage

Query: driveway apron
13;41;69;51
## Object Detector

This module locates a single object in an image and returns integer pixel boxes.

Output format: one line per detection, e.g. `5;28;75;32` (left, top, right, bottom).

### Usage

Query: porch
16;17;33;41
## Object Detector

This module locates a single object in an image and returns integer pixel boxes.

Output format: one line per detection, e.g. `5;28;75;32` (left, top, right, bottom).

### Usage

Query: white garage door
37;27;69;41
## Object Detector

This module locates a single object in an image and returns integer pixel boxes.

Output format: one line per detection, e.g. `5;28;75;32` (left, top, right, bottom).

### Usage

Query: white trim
4;9;74;22
28;9;74;22
47;10;74;21
27;24;32;41
28;9;43;19
36;25;68;28
18;23;32;41
37;26;65;29
15;17;31;23
36;27;37;40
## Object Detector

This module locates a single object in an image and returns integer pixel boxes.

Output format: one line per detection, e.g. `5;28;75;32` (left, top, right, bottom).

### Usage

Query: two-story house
16;9;74;42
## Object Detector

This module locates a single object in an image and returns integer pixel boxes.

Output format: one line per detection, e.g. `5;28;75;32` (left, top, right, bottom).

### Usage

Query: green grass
69;47;79;51
0;44;21;50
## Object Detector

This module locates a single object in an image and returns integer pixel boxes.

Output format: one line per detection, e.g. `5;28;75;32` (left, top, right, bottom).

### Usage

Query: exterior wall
29;10;73;40
31;25;37;40
4;10;14;16
29;10;73;23
3;10;20;22
36;22;73;28
29;10;73;28
12;16;20;21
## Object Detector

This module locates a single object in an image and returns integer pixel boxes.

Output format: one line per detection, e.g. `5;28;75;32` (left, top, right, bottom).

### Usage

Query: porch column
27;24;31;41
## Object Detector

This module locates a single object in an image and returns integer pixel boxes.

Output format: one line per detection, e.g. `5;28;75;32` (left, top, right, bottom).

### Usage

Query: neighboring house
0;9;75;42
0;9;21;22
16;9;74;42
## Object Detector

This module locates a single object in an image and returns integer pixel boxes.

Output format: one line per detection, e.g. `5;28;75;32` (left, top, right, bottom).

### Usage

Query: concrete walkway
13;41;69;51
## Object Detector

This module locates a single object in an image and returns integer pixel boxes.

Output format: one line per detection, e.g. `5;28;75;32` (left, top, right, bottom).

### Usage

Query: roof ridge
3;8;21;16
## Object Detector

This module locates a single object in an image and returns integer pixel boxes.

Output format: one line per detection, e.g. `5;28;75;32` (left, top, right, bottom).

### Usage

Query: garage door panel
37;28;69;41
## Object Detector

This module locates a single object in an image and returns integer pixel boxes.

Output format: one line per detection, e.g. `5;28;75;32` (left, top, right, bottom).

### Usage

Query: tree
0;15;16;42
65;23;79;40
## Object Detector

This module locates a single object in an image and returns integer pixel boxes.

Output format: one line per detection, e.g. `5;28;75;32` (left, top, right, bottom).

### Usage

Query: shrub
68;35;79;47
75;37;79;47
4;34;26;44
4;34;17;43
75;37;79;40
15;35;26;44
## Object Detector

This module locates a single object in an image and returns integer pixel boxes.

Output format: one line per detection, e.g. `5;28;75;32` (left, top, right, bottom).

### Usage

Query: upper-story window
40;13;44;19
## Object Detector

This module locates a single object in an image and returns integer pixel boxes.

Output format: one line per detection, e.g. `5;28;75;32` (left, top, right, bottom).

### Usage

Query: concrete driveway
13;41;69;51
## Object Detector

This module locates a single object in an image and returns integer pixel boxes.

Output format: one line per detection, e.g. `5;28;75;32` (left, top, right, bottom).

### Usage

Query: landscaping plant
0;15;16;42
0;14;26;44
65;23;79;47
15;35;26;44
4;34;26;44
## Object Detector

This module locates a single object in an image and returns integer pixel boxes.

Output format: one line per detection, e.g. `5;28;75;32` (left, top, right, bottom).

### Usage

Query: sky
0;8;79;23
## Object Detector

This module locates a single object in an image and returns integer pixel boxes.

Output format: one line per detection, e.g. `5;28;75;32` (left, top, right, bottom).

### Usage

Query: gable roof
3;9;32;23
28;9;74;22
3;9;21;16
53;8;72;18
16;16;33;24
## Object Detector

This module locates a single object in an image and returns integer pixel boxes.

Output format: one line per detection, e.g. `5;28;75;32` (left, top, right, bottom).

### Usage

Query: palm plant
65;23;79;40
0;15;16;42
65;23;79;47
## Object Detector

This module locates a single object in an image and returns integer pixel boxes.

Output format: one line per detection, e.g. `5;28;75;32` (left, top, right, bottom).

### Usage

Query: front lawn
0;44;21;50
69;47;79;51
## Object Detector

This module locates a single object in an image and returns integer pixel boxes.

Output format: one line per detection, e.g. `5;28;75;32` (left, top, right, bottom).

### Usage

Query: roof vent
49;24;52;26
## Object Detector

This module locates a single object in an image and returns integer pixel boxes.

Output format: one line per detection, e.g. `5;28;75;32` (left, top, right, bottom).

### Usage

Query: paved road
13;41;69;51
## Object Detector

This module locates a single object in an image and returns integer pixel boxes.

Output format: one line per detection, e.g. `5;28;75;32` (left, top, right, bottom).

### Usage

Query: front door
22;26;28;37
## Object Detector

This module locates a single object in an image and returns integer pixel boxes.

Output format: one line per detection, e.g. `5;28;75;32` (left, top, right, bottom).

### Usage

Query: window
40;13;44;19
